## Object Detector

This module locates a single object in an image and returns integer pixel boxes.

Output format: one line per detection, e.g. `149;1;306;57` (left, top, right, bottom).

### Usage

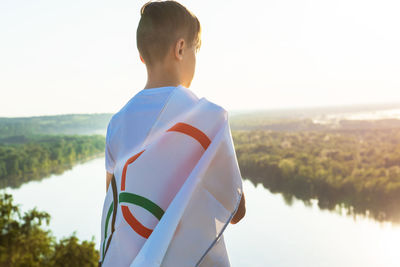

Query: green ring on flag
102;202;113;258
119;192;165;220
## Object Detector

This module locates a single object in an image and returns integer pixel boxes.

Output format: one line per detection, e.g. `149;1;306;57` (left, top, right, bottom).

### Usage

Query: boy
99;1;245;267
102;1;245;265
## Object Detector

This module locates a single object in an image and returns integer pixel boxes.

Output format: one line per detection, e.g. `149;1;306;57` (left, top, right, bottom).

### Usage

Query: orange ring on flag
119;122;211;239
121;150;145;191
121;205;153;238
167;122;211;150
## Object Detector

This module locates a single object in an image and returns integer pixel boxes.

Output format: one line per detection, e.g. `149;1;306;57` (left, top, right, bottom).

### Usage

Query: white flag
99;97;243;267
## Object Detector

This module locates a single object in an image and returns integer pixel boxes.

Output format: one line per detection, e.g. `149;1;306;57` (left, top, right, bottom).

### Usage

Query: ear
174;38;185;61
139;54;145;64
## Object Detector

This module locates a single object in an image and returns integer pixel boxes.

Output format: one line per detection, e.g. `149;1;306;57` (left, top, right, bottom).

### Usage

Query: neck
144;62;182;89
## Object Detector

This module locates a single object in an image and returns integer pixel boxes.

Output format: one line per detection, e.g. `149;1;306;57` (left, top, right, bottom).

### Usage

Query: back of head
137;0;201;67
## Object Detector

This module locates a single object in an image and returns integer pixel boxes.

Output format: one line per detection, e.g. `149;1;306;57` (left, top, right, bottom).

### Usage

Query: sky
1;0;399;117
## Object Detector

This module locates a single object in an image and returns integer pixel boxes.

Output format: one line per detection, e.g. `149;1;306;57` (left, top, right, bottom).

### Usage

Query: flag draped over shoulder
99;96;243;267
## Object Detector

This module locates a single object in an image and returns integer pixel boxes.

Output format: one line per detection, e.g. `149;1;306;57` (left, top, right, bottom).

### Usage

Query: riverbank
233;129;400;223
0;134;105;189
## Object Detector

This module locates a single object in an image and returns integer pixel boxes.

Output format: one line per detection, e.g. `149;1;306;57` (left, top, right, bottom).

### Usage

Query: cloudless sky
1;0;399;117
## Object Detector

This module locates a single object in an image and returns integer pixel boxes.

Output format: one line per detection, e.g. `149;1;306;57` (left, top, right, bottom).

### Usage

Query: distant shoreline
0;135;105;189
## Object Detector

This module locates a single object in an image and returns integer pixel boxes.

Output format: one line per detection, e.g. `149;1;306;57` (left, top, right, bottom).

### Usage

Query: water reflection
224;179;400;267
244;174;400;224
0;154;103;189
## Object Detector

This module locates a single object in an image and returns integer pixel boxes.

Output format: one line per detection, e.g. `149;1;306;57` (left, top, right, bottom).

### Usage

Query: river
3;157;400;267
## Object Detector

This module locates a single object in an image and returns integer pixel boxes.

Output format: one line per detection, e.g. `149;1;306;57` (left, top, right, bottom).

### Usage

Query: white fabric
100;86;243;267
105;85;199;174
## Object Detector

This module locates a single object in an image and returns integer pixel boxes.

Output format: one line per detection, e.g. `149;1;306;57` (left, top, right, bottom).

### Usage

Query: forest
0;135;105;189
233;128;400;222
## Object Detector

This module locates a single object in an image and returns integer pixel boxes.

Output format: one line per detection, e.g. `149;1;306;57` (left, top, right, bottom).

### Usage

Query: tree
0;193;99;267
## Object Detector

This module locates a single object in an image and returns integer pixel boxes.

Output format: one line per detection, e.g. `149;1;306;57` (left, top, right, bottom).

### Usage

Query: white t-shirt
105;84;199;174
